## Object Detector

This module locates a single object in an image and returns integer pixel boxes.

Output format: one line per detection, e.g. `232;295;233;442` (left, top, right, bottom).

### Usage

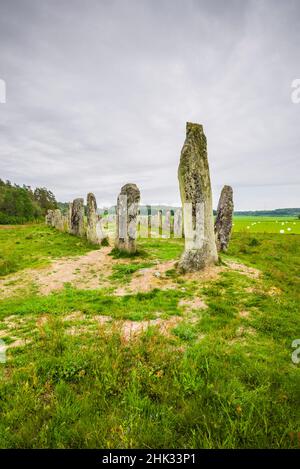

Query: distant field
233;216;300;234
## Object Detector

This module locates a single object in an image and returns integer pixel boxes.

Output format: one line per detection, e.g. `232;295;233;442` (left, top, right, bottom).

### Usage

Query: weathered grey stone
158;210;162;237
52;209;63;231
214;185;234;252
163;210;171;238
178;122;218;272
45;209;54;226
61;214;68;232
67;203;72;233
86;193;98;244
146;205;152;239
174;209;183;238
70;198;85;237
96;216;106;243
115;183;140;253
103;209;109;230
170;210;175;236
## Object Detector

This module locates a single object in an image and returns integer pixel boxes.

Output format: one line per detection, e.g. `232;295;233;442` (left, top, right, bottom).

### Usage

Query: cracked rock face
215;185;234;252
178;122;218;272
86;192;98;244
70;198;85;237
115;183;140;253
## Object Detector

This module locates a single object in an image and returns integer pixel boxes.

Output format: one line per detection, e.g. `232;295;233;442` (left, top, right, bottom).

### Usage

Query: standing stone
178;122;218;272
70;198;85;237
158;210;163;237
146;205;152;239
170;209;175;237
62;214;69;232
96;216;108;244
115;183;140;253
163;210;171;238
174;209;183;238
67;203;73;233
52;209;64;231
103;209;108;223
214;185;234;252
45;209;53;226
50;210;56;227
86;193;98;244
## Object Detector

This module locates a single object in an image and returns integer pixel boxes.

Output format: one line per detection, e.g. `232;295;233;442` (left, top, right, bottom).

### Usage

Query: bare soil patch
1;247;262;301
179;297;208;311
225;260;261;279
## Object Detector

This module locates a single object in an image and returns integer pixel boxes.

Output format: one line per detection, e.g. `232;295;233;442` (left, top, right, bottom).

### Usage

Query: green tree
0;180;58;224
33;187;57;215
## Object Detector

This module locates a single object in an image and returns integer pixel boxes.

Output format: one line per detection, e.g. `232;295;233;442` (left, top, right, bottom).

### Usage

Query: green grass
0;221;299;448
110;262;155;283
0;224;98;276
0;287;184;322
233;216;300;234
138;238;184;261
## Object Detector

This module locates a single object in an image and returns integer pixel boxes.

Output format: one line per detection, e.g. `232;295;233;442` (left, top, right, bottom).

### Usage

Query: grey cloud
0;0;300;210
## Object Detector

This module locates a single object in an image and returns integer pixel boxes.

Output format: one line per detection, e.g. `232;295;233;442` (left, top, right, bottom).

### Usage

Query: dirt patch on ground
6;338;31;349
228;325;257;345
94;315;112;325
225;260;261;279
114;260;178;295
184;265;222;282
0;277;35;299
236;325;256;336
0;247;261;300
61;311;183;340
31;247;113;294
0;247;121;297
0;311;186;349
115;262;222;296
268;286;282;296
3;315;28;329
238;310;251;319
63;311;86;322
120;316;182;341
0;225;31;230
179;297;208;311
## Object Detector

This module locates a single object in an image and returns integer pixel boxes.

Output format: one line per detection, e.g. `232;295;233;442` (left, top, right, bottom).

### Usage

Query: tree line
0;179;58;224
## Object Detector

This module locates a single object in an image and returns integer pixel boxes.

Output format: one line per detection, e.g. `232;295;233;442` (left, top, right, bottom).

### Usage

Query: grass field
233;216;300;235
0;219;299;448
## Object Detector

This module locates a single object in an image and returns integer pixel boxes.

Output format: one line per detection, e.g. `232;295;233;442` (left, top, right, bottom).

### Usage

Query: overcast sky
0;0;299;210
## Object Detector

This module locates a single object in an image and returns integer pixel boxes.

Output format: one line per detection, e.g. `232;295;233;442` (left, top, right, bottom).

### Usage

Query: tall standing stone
53;209;64;231
158;210;163;237
174;209;183;238
178;122;218;272
96;216;108;244
115;183;140;253
170;209;175;237
86;193;98;244
67;203;73;233
45;209;54;226
70;198;85;237
214;185;234;252
146;205;152;239
101;209;108;231
62;214;69;232
163;210;171;238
